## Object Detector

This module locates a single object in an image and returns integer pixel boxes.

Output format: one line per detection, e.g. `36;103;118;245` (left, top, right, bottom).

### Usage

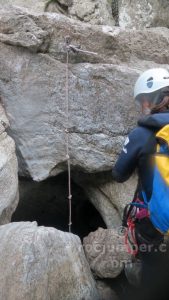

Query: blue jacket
112;112;169;201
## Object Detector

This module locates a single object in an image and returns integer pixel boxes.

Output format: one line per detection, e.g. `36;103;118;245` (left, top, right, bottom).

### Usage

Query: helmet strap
141;96;151;115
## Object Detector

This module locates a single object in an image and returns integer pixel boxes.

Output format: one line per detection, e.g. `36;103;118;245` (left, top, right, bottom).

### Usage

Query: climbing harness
123;198;149;256
125;218;138;256
64;37;97;232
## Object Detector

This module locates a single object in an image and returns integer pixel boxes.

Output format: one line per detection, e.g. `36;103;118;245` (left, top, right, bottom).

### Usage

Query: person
112;68;169;300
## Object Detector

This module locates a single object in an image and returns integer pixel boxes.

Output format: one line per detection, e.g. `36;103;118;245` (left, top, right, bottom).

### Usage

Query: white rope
65;48;72;233
64;37;98;233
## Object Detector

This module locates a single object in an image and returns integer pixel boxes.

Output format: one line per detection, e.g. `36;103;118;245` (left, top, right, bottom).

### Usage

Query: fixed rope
65;36;97;233
65;44;72;233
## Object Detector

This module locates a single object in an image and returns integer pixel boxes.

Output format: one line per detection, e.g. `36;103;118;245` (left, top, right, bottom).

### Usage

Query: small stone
83;227;131;278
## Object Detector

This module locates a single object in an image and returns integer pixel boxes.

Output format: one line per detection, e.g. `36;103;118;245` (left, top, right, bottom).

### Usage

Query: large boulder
0;221;100;300
0;7;169;181
0;104;19;224
78;174;137;228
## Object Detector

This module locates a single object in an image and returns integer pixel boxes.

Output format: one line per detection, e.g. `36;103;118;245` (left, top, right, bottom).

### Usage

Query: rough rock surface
1;0;169;29
0;104;19;224
80;174;137;228
0;0;47;13
0;7;169;181
68;0;115;26
0;221;100;300
0;0;115;26
119;0;169;29
83;227;131;278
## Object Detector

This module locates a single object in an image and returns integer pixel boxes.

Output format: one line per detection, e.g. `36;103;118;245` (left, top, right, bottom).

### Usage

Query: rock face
0;222;100;300
68;0;115;26
0;7;169;182
119;0;169;29
0;5;168;231
0;104;19;224
0;0;47;13
80;174;137;228
0;0;115;26
0;4;168;298
0;1;169;29
83;227;131;278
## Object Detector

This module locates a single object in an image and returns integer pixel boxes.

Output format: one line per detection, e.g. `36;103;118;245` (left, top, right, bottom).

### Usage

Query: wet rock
0;221;100;300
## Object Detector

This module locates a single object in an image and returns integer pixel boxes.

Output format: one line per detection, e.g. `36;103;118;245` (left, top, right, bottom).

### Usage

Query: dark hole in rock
96;273;134;300
12;172;106;239
44;0;69;14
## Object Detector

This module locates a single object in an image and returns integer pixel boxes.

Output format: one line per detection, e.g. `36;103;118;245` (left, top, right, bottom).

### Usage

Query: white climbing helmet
134;68;169;101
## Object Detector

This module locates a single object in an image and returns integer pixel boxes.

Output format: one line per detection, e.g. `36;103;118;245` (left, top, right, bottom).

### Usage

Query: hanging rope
65;38;72;233
64;36;98;233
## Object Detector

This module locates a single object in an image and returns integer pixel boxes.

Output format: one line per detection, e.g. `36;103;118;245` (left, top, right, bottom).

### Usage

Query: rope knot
66;154;70;160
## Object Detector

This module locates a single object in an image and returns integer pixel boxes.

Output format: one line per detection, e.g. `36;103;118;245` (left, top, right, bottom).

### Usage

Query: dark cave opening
12;172;106;239
11;172;140;300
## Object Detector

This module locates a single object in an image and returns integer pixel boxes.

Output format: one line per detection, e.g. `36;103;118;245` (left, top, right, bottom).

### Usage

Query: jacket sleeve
112;127;145;182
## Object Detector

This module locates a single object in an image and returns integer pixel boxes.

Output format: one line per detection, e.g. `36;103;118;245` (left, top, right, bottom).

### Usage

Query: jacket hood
138;112;169;130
